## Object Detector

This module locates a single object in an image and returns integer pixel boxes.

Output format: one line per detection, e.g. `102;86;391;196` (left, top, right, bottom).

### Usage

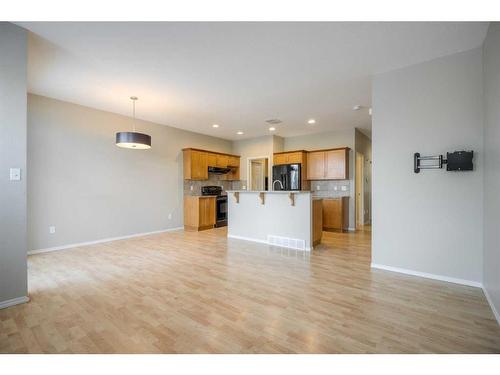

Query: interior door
251;161;264;190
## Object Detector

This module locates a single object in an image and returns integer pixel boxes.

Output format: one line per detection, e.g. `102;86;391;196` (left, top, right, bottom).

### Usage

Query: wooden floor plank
0;226;499;353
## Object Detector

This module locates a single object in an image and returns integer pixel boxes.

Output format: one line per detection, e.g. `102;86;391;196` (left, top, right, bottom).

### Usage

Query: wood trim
273;149;308;155
182;147;240;158
232;192;240;203
258;192;265;205
273;147;350;155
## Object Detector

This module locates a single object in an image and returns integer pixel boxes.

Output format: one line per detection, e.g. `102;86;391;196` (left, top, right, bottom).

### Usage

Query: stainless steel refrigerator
272;163;301;191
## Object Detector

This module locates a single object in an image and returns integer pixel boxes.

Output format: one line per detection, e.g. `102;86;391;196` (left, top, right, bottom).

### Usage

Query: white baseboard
483;287;500;326
227;234;312;251
28;227;184;255
0;296;29;310
371;263;482;288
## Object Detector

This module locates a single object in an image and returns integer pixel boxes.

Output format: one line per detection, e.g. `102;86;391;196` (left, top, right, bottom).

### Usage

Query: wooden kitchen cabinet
273;153;287;165
322;197;349;232
326;149;348;179
272;150;309;191
216;154;228;168
227;156;239;167
222;166;240;181
183;148;241;181
307;147;349;180
312;198;323;247
306;151;325;180
183;149;208;180
207;153;217;167
273;150;307;165
184;196;216;231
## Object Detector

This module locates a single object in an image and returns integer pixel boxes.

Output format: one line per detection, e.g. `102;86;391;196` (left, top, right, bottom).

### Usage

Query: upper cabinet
184;149;208;180
306;151;325;180
307;147;350;180
273;150;307;165
273;150;309;190
183;148;240;180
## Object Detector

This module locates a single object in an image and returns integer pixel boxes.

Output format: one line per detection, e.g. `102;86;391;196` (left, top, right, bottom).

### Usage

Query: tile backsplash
183;174;239;195
310;180;351;198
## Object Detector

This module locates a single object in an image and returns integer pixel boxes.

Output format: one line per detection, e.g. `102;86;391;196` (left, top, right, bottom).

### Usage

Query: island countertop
226;190;311;194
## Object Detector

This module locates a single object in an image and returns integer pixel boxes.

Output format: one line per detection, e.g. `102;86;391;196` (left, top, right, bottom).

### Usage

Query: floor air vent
267;235;306;251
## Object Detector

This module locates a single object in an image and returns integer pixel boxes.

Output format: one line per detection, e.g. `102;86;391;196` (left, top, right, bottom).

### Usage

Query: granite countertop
226;190;311;194
185;194;219;197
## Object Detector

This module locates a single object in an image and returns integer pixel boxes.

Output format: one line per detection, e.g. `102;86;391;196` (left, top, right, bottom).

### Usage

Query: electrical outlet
9;168;21;181
190;185;194;191
316;185;320;191
49;226;56;234
242;185;246;190
168;213;172;220
341;185;347;191
334;186;338;191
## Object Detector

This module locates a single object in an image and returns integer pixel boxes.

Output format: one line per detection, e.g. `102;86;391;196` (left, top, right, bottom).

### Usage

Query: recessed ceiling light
269;127;276;131
237;131;244;135
307;119;316;124
212;124;219;128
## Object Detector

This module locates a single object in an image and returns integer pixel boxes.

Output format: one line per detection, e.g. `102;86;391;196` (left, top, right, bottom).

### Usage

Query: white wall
483;23;500;320
372;48;484;284
232;135;275;186
228;192;313;250
28;94;232;251
0;23;28;306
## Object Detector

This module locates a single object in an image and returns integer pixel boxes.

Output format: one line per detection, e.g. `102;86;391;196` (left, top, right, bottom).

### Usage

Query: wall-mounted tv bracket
414;151;473;173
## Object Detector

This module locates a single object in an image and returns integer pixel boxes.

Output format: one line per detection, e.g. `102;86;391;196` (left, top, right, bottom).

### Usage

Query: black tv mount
414;150;473;173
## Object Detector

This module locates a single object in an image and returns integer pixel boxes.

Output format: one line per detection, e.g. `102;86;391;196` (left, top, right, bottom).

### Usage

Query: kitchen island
226;190;322;251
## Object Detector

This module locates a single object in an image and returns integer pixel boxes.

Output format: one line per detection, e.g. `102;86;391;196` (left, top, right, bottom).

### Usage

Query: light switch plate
49;226;56;234
9;168;21;181
341;185;347;191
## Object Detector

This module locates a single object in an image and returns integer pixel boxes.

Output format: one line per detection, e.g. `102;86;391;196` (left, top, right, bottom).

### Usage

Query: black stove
201;186;227;227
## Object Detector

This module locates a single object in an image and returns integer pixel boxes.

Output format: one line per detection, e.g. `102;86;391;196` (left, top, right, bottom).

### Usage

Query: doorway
248;157;269;191
355;152;364;229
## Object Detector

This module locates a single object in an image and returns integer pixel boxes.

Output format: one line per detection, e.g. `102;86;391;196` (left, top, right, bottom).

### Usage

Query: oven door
216;196;227;226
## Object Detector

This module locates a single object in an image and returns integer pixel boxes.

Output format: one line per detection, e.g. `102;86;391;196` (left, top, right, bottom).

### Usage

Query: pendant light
116;96;151;149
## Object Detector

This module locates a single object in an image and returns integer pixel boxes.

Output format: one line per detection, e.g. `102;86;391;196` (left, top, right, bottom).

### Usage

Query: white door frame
247;156;271;191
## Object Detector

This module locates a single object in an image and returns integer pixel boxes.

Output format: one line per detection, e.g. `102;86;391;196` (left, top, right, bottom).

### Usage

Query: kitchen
182;143;354;250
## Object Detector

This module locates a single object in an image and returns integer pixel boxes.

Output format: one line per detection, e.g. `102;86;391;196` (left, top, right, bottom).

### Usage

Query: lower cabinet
184;196;216;231
322;197;349;231
312;199;323;247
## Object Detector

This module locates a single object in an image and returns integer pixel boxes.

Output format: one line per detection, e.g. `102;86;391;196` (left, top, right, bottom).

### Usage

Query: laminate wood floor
1;227;499;353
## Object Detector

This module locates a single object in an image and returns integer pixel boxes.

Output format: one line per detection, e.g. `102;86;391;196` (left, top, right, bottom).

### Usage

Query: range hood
208;166;232;174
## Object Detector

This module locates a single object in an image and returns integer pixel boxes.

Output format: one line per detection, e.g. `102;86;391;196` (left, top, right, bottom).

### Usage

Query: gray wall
483;23;500;319
28;94;232;251
372;48;484;283
284;129;356;229
0;23;28;303
232;135;275;188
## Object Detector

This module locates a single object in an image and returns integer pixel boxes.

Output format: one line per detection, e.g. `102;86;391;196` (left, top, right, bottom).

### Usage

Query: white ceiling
18;22;489;140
